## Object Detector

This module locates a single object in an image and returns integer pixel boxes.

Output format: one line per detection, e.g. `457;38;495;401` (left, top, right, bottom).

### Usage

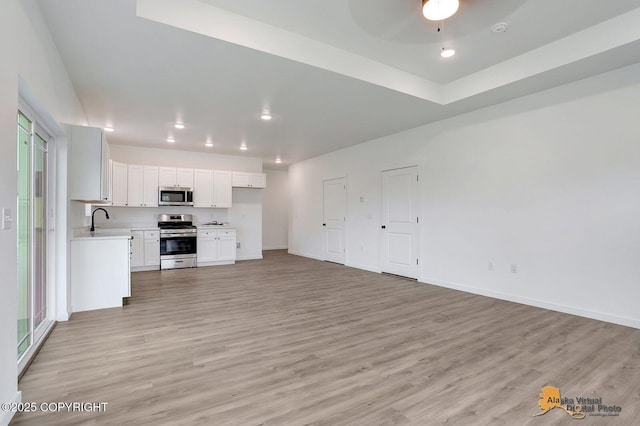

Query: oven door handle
160;233;197;238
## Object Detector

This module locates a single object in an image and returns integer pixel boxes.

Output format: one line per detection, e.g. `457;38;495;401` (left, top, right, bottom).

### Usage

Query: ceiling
38;0;640;169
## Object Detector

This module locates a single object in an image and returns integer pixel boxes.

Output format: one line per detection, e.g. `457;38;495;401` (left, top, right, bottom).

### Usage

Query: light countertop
197;224;235;229
71;230;132;240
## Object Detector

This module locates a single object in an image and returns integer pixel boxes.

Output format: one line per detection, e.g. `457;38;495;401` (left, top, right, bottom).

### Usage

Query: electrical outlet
236;242;240;249
511;264;518;274
2;208;12;230
488;261;493;271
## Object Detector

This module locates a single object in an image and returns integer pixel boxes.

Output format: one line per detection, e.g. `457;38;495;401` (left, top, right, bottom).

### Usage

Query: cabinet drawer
198;230;217;238
218;230;236;237
144;230;159;240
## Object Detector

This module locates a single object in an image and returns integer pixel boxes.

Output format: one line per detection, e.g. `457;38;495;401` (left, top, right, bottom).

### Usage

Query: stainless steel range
158;214;197;270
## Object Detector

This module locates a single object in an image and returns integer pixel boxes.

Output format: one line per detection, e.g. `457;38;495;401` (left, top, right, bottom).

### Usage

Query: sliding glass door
17;109;51;362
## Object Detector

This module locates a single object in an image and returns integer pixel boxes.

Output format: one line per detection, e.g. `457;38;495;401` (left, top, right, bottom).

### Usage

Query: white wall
289;62;640;329
263;170;289;250
101;144;264;260
0;1;86;424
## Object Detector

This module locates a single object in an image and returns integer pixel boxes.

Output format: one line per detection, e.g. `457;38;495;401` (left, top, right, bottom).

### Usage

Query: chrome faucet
90;207;110;232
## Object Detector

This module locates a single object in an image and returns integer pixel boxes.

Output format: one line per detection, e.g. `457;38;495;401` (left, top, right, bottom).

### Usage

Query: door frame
379;165;421;280
17;98;57;374
322;176;347;264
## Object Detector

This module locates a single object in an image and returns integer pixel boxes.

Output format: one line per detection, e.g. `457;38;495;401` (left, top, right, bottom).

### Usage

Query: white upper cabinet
158;167;194;187
177;168;194;187
111;161;128;206
194;169;232;208
69;125;112;203
127;165;144;207
128;165;158;207
213;171;232;207
158;167;176;187
193;169;214;208
143;166;159;207
232;171;266;188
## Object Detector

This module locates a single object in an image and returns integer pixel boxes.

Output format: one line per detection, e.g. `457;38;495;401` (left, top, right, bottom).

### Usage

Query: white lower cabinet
131;229;160;271
144;232;160;266
130;231;145;267
71;236;130;312
197;228;236;266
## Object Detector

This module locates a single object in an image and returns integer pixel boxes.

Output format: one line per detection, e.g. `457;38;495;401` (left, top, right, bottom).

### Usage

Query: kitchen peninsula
70;231;131;313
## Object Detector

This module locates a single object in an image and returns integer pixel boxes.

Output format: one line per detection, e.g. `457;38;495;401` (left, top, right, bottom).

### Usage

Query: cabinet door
217;230;237;261
127;164;144;207
197;231;218;262
213;170;232;208
69;125;111;202
250;173;267;188
130;231;144;268
232;171;251;188
194;169;214;208
143;166;159;207
111;161;129;206
101;133;111;202
158;167;177;186
176;168;194;187
144;238;160;266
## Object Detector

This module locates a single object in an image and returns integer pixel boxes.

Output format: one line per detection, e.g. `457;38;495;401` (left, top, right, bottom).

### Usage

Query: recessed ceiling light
240;144;248;151
260;114;272;121
104;127;114;132
275;157;282;164
441;48;456;58
174;123;185;129
166;137;175;143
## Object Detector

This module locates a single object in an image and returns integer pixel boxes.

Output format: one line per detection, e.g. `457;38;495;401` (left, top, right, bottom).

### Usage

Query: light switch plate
2;208;12;230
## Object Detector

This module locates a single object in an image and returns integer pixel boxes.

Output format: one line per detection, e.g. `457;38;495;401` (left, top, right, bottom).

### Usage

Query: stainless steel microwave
159;187;194;206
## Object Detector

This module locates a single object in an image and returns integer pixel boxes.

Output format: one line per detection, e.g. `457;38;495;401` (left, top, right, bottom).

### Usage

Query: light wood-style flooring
12;250;640;425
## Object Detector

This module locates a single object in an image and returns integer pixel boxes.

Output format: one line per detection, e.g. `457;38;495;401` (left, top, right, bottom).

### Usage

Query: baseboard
287;250;323;261
197;260;234;267
235;255;263;261
0;391;21;426
345;261;382;274
131;265;160;272
421;277;640;330
56;310;70;322
263;245;288;250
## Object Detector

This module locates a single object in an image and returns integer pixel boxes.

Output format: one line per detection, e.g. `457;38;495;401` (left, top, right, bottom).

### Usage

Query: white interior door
323;177;346;264
381;167;418;279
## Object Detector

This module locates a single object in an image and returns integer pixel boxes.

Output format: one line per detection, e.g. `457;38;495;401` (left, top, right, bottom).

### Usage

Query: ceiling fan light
441;48;456;58
422;0;459;21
